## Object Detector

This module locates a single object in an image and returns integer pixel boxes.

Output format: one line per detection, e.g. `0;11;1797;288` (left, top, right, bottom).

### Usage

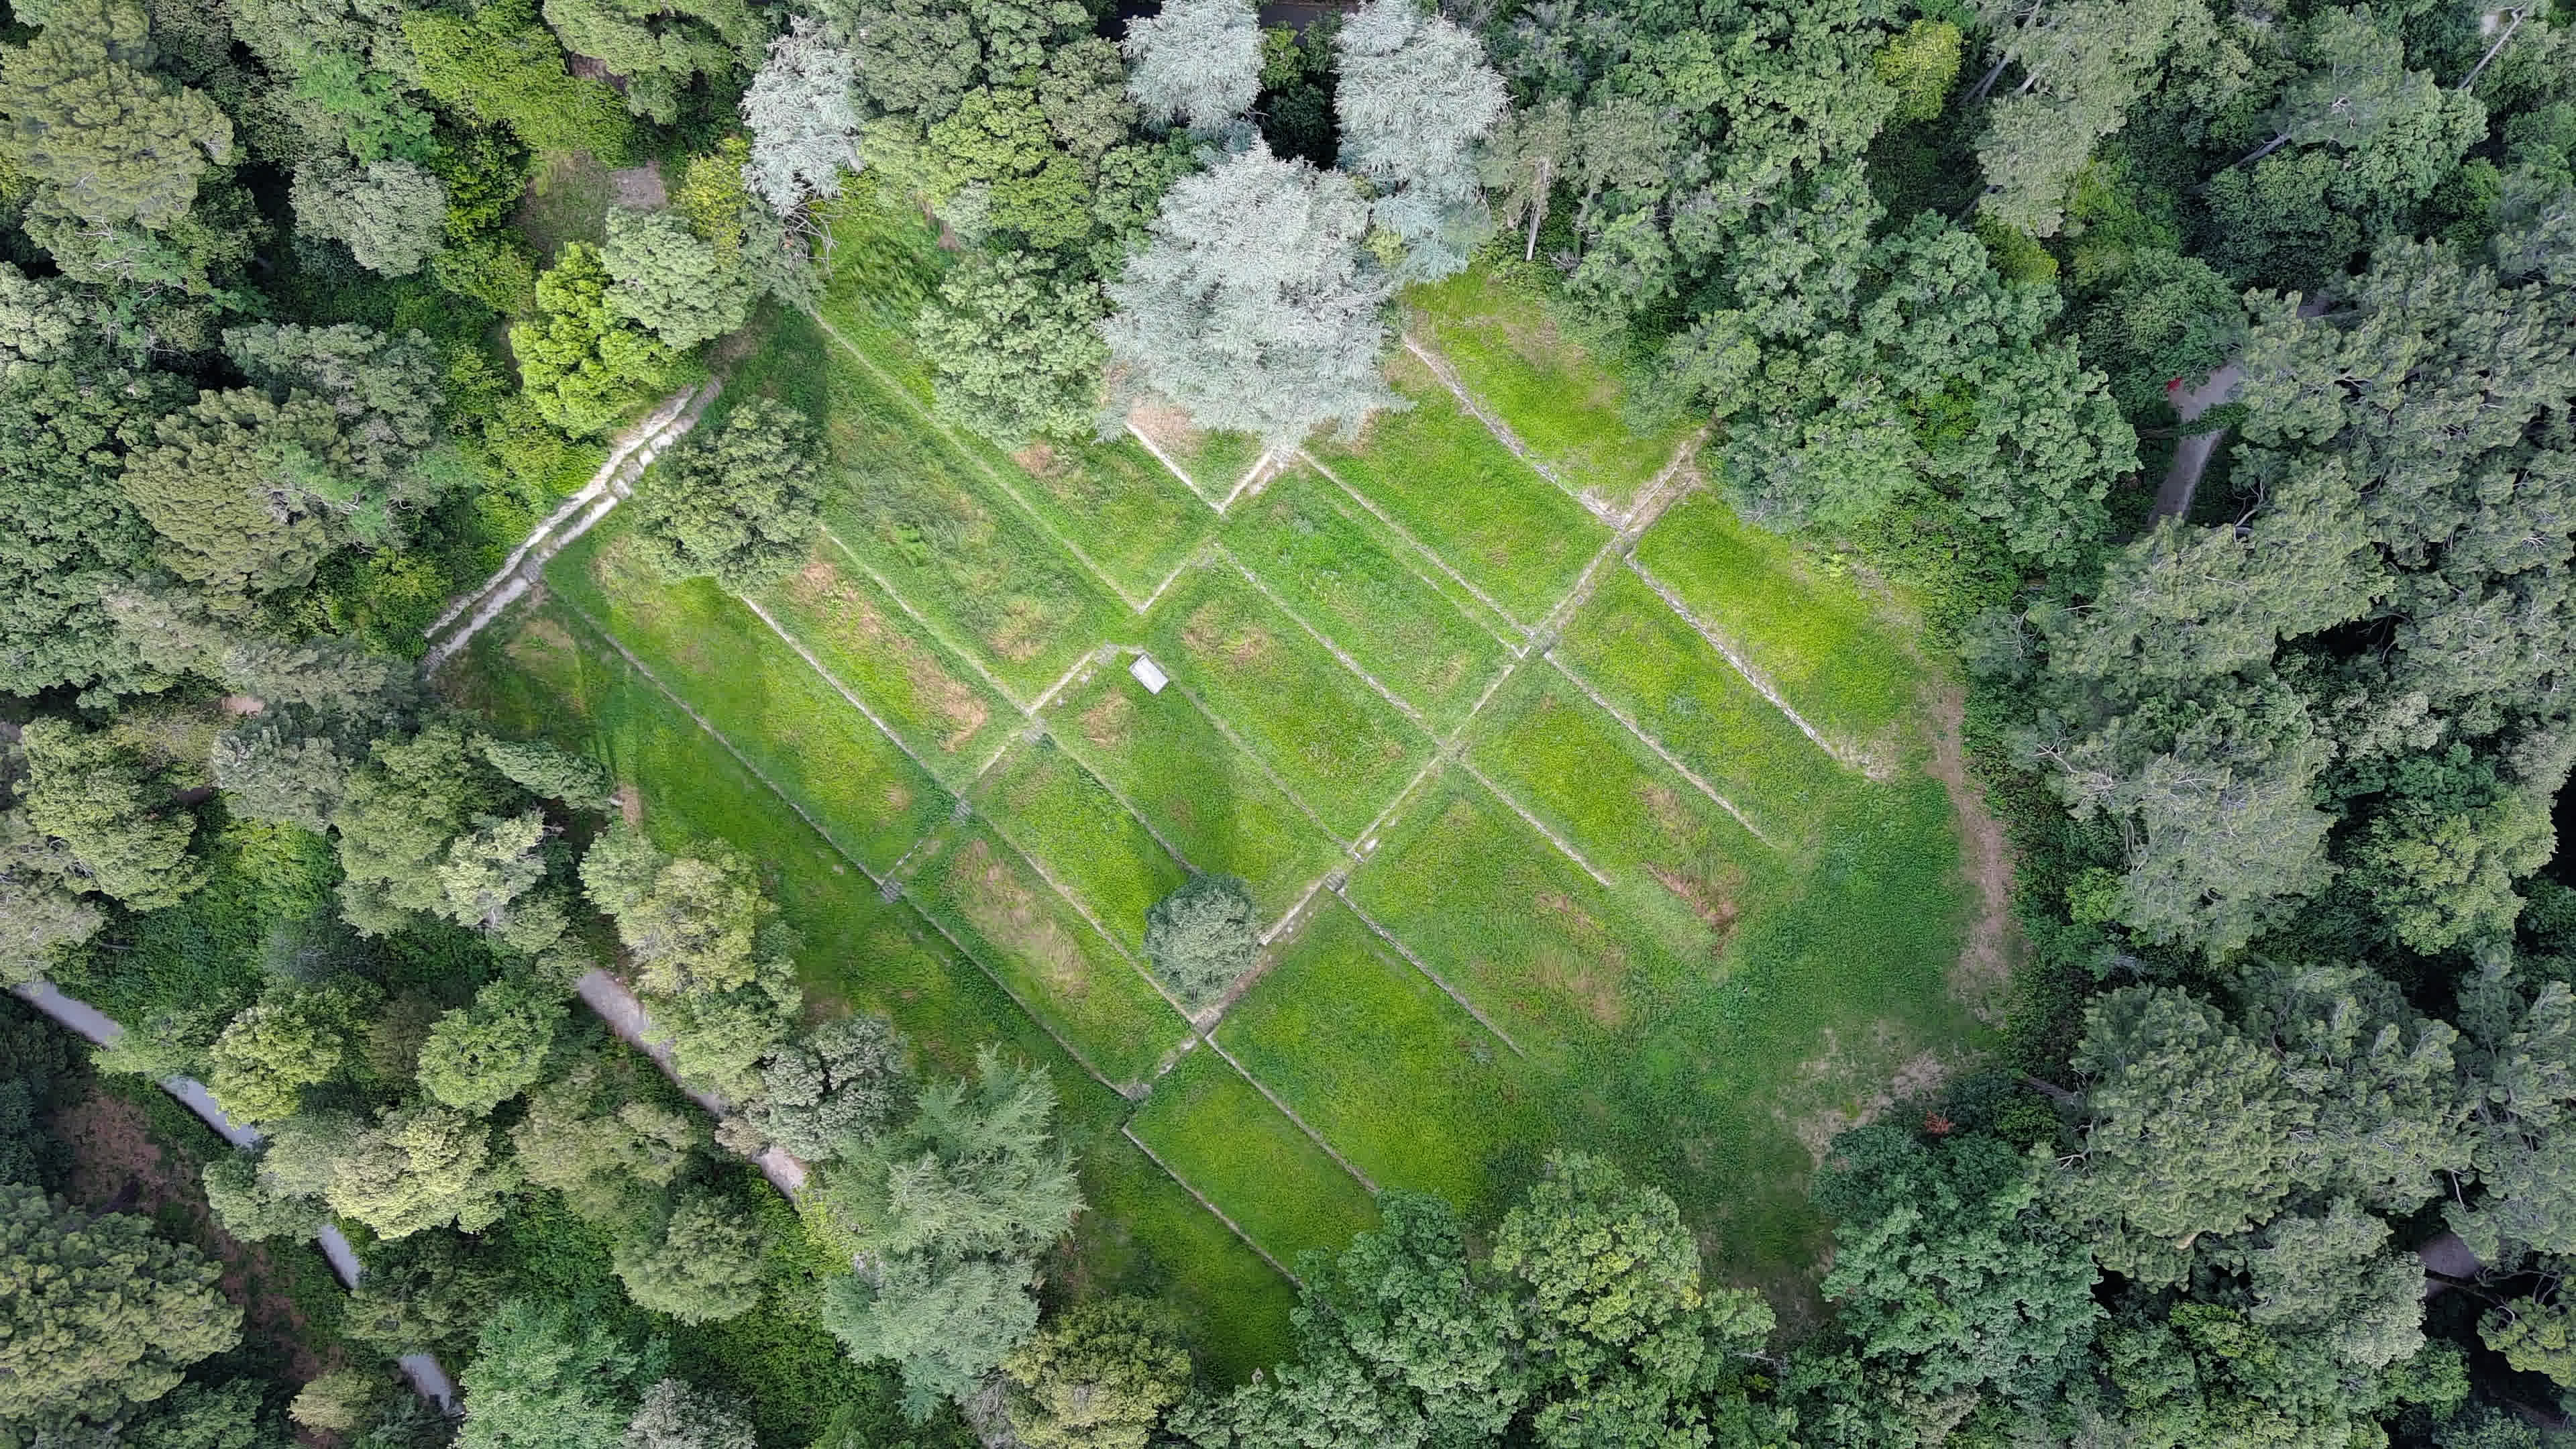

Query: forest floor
436;200;1996;1368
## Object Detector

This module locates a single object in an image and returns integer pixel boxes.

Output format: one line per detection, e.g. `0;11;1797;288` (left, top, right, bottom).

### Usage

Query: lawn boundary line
1274;466;1528;659
1454;757;1615;888
1152;667;1362;858
1213;545;1442;735
1299;450;1534;639
1527;431;1703;649
1120;1125;1303;1285
1196;1034;1382;1195
820;528;1038;714
808;309;1152;611
1538;653;1779;850
1126;420;1226;512
739;593;959;787
1397;333;1611;526
1328;888;1527;1060
1219;449;1278;511
551;600;1136;1097
1016;700;1204;880
1624;555;1887;780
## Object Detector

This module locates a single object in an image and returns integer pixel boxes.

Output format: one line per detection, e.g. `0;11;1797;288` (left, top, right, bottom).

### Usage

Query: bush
1142;873;1258;1007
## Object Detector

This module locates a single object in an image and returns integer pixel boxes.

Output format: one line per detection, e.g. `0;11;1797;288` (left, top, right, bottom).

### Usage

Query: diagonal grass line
820;527;1037;714
1126;421;1226;513
1195;1033;1381;1194
1150;667;1362;858
1538;651;1778;849
1452;757;1614;888
553;598;1138;1097
1397;333;1606;523
808;310;1151;611
1298;450;1535;639
1623;553;1882;777
1328;885;1527;1059
737;594;954;782
1286;475;1529;661
1213;545;1441;734
1120;1125;1304;1284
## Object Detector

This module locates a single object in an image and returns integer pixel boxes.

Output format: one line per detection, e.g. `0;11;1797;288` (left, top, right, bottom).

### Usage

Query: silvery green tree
290;157;449;275
1104;142;1391;448
1334;0;1505;280
741;18;860;212
1120;0;1258;132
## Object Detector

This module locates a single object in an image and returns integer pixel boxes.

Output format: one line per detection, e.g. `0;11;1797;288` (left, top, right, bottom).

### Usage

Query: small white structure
1130;653;1171;695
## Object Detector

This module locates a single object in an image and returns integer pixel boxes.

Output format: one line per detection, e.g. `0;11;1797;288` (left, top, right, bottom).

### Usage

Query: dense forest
1;0;2573;1445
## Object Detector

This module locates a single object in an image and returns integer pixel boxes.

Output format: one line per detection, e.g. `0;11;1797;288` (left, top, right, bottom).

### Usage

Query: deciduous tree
1142;872;1258;1008
0;1181;240;1425
1120;0;1257;133
627;398;825;592
291;158;449;275
1002;1297;1191;1449
0;0;232;229
603;208;753;351
1334;0;1505;280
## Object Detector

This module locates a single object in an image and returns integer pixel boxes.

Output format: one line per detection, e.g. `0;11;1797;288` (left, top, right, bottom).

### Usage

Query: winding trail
572;970;809;1194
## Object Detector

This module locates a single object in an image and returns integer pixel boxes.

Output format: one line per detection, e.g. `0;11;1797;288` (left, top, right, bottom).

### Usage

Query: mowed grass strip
1633;492;1923;752
806;309;1124;698
1000;433;1214;600
1144;567;1432;840
1345;769;1721;1057
974;733;1189;955
1405;266;1694;515
1218;899;1550;1221
1552;569;1856;847
896;816;1187;1087
748;545;1019;786
439;605;1297;1376
1127;1048;1381;1267
1308;350;1609;625
1042;661;1345;919
1222;467;1513;731
547;522;947;874
1462;660;1775;892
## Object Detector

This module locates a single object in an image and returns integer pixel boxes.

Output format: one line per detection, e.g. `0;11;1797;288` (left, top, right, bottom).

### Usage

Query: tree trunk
2230;131;2294;169
1523;158;1550;262
2020;1074;2082;1107
2458;8;2525;92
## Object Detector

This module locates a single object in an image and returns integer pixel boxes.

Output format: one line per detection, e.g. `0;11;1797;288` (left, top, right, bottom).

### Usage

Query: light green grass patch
1345;769;1719;1057
811;328;1126;698
1222;467;1513;731
975;733;1190;955
895;816;1187;1088
1143;567;1433;841
1040;659;1346;920
1308;352;1609;625
1218;899;1551;1220
1128;1047;1381;1267
1405;266;1695;515
547;520;948;873
1129;409;1263;502
999;433;1213;602
747;544;1019;787
1634;493;1924;759
1552;569;1856;849
438;604;1296;1374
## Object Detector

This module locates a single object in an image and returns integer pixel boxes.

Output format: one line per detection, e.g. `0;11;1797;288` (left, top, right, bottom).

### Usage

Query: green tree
539;0;757;125
580;825;777;996
602;208;753;351
16;718;203;910
332;722;506;937
925;87;1093;248
0;0;231;228
739;1012;912;1161
627;399;825;592
1296;1191;1525;1444
201;1152;321;1243
623;1379;756;1449
1002;1297;1191;1449
290;1368;388;1435
916;250;1107;446
0;1181;241;1425
343;1231;506;1358
459;1299;664;1449
324;1102;519;1239
822;1252;1041;1419
117;390;348;608
510;1055;702;1222
480;737;614;810
1874;17;1960;122
1968;0;2204;237
1142;872;1258;1008
511;243;678;437
290;158;448;276
416;976;566;1116
205;982;369;1124
609;1187;767;1324
2482;1293;2576;1391
405;0;636;159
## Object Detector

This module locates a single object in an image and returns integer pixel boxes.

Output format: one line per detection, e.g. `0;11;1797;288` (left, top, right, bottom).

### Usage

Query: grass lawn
1343;769;1719;1059
1404;264;1695;516
1552;569;1858;851
1126;1046;1381;1268
1002;432;1214;602
439;602;1297;1375
974;733;1191;955
1216;900;1553;1222
747;542;1021;787
1221;466;1515;731
1633;493;1925;760
1040;657;1348;920
547;519;949;874
1128;406;1264;503
895;815;1189;1089
1307;351;1609;627
1142;566;1434;841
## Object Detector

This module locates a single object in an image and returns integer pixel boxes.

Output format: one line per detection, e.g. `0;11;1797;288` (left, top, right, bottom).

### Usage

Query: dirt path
2149;362;2243;523
572;969;809;1194
1919;689;2017;1025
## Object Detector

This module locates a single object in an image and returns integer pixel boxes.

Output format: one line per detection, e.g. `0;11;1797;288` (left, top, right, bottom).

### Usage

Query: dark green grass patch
896;816;1187;1088
975;734;1191;955
1552;569;1858;850
1222;466;1513;731
747;543;1020;787
1216;900;1550;1222
1405;266;1694;515
441;602;1296;1373
1127;1046;1381;1267
1633;494;1925;757
546;519;949;874
1040;659;1347;920
1307;352;1608;626
1344;769;1719;1059
1142;568;1433;841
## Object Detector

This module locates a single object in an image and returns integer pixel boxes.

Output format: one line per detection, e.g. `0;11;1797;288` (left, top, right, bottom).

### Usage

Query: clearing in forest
439;195;1992;1369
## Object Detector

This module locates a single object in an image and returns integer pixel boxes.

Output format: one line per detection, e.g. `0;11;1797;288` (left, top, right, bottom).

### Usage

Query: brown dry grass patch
950;839;1090;999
